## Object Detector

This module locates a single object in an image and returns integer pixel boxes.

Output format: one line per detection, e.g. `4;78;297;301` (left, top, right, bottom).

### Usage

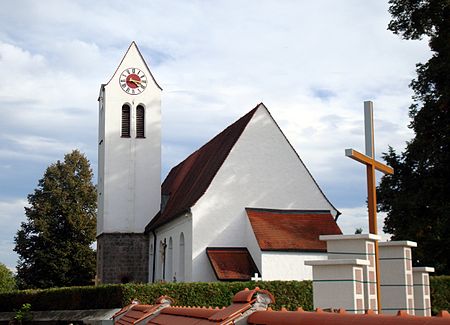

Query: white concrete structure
305;259;370;314
379;240;417;315
97;42;161;234
413;266;434;316
320;234;380;312
259;252;327;281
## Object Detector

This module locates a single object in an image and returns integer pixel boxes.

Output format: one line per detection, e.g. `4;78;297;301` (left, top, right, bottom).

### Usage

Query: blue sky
0;1;430;271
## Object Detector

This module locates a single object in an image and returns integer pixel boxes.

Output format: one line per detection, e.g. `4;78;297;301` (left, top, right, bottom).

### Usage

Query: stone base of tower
97;233;149;284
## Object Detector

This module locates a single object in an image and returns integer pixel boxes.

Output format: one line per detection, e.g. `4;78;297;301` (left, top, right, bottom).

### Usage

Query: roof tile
246;208;342;251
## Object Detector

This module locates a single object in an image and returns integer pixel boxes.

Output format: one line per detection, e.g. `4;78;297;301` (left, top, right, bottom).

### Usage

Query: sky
0;1;431;271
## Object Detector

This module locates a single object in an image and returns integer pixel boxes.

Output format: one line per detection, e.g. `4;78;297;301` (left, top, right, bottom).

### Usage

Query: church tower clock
96;42;161;283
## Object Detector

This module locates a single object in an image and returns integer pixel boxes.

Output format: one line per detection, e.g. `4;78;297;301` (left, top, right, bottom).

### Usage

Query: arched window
121;104;131;137
136;105;145;138
178;233;185;282
167;237;173;281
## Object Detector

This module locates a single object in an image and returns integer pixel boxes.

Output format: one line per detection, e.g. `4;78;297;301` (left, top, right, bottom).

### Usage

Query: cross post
345;101;394;313
251;273;262;281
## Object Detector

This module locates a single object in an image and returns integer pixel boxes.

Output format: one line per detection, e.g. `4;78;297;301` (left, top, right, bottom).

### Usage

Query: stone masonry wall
97;233;149;284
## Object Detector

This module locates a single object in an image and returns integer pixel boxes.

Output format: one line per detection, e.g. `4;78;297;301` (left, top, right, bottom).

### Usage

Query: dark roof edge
164;103;260;178
261;248;327;253
146;104;261;231
145;208;190;233
259;103;341;217
245;207;332;215
206;247;251;251
182;104;260;207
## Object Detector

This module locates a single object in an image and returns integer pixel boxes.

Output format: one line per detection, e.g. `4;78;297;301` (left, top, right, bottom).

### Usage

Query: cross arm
345;149;394;175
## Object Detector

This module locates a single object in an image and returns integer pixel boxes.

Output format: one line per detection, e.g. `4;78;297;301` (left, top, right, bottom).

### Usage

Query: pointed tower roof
105;41;162;90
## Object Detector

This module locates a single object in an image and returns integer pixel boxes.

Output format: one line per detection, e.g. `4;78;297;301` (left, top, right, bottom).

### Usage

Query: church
96;42;342;284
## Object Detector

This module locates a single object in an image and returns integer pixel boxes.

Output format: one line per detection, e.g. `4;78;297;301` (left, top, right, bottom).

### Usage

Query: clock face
119;68;147;95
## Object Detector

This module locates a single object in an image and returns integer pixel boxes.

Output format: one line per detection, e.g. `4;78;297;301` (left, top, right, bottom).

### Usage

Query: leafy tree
0;262;16;293
377;0;450;274
14;150;97;288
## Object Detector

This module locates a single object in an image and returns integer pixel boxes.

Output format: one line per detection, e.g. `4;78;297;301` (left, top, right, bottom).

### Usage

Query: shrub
0;281;311;312
430;275;450;315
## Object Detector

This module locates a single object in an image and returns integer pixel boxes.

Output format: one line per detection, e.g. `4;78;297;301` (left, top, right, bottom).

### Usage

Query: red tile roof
146;288;273;325
247;309;450;325
115;305;160;325
206;247;259;281
146;105;259;232
246;208;342;252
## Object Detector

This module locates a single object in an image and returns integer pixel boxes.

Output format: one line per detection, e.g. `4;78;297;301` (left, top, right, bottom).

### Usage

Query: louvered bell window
121;104;131;137
136;105;145;138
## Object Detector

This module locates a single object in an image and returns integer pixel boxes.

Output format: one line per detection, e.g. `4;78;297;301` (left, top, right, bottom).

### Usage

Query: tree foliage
0;262;16;293
14;150;97;289
377;0;450;274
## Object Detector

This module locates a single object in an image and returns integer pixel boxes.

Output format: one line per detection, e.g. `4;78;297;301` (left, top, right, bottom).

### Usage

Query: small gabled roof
246;208;342;252
145;104;260;231
206;247;260;281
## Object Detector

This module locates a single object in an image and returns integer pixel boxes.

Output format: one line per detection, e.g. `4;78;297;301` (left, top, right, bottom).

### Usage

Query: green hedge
430;275;450;315
0;276;448;313
0;281;311;312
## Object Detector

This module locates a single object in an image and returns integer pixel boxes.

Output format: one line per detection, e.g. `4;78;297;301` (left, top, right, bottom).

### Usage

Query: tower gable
105;42;161;93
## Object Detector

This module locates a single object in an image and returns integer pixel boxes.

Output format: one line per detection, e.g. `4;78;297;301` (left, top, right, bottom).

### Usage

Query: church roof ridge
145;103;262;231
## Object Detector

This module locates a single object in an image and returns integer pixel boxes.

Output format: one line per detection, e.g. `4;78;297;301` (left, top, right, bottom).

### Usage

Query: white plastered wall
190;105;337;282
262;252;328;280
150;213;193;283
97;43;161;235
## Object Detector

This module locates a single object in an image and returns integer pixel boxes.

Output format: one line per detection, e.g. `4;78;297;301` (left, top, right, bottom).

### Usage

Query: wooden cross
345;101;394;313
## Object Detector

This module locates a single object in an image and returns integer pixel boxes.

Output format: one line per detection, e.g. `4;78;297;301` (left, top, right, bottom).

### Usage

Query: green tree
377;0;450;274
0;262;16;293
14;150;97;288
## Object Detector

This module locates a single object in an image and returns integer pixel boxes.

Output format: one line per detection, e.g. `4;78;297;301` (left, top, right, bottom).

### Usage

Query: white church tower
96;42;161;283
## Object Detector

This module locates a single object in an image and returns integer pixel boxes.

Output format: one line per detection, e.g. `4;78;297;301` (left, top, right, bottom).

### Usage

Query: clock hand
129;78;141;86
